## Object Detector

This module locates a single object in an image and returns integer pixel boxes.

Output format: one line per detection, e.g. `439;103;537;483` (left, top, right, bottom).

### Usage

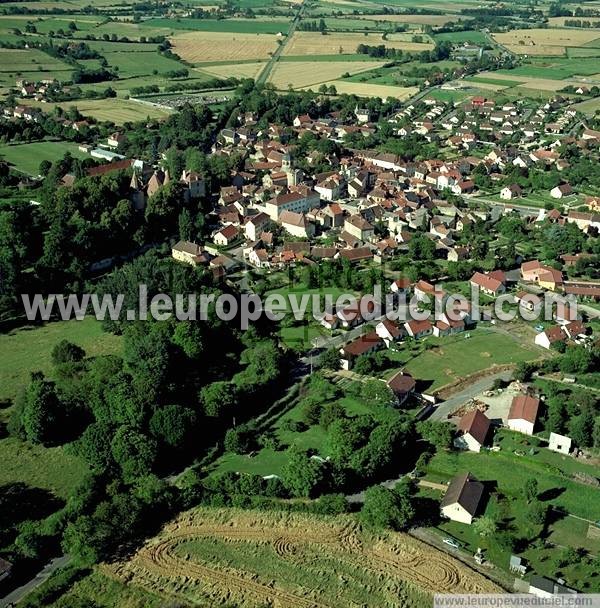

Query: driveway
429;370;513;421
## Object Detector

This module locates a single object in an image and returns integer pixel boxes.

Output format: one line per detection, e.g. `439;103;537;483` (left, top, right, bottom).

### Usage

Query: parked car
443;538;461;549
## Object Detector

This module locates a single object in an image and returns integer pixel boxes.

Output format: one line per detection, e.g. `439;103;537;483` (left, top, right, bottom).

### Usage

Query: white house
440;472;484;525
454;410;490;453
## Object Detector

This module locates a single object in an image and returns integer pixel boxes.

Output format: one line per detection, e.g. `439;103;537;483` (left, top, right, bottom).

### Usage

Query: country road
256;0;306;86
0;555;70;608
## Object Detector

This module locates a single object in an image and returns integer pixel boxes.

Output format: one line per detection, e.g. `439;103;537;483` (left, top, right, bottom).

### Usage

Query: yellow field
199;62;266;80
20;98;172;124
476;70;600;90
283;31;433;57
105;507;501;607
269;60;382;89
171;31;280;63
304;80;418;100
493;28;600;55
356;14;460;25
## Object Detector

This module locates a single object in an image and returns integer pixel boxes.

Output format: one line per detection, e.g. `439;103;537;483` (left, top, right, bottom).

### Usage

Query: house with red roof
507;394;540;435
454;410;491;452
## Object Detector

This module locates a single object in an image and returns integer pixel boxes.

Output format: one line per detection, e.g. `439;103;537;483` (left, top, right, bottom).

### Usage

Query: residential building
387;371;416;406
454;410;490;453
440;472;484;525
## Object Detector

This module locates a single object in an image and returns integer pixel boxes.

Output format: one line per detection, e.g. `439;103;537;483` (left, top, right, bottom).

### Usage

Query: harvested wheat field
171;31;280;63
269;60;381;89
284;31;433;57
106;508;500;607
493;28;600;55
306;80;418;99
199;62;266;80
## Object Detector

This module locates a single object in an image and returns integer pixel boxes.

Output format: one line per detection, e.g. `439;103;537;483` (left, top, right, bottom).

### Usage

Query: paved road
0;555;70;608
428;370;513;421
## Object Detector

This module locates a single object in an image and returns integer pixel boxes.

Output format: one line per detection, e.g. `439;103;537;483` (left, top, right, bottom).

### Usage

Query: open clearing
571;96;600;115
170;31;280;63
106;507;501;607
493;28;600;55
0;318;122;402
268;60;382;89
199;62;266;80
283;31;433;56
304;79;418;99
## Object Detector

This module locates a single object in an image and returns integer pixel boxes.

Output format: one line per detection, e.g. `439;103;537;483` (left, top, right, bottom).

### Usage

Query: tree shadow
538;487;565;502
0;483;64;530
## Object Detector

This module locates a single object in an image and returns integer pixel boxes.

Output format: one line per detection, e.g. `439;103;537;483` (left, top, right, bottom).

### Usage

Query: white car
442;538;460;549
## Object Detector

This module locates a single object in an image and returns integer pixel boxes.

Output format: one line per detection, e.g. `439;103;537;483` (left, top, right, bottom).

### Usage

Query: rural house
440;472;484;525
454;409;491;453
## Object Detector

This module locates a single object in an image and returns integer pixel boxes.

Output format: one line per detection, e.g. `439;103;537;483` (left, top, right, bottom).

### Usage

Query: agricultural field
268;59;382;89
493;28;600;55
200;62;266;80
104;507;501;607
0;48;74;87
0;140;89;176
571;95;600;116
304;80;419;99
170;31;280;63
20;97;173;124
143;17;290;34
283;31;434;57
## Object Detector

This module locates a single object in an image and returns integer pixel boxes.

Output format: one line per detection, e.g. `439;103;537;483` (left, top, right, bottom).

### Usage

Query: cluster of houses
15;77;62;102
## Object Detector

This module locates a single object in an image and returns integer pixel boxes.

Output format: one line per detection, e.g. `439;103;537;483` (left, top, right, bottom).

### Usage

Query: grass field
0;318;122;402
0;141;89;176
495;57;600;79
571;95;600;115
20;97;173;124
433;30;488;45
0;47;73;86
103;507;500;607
268;59;381;89
283;31;433;57
170;30;280;63
386;328;544;392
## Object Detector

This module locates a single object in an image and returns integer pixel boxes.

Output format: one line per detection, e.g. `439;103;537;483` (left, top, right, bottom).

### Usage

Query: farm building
507;394;540;435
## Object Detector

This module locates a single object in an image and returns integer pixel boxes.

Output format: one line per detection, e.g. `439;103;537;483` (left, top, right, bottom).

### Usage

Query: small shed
548;432;572;455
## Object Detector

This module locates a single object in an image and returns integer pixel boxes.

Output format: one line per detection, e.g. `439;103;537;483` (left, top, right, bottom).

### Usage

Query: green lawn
386;328;543;391
279;323;325;351
0;317;122;402
0;141;89;176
